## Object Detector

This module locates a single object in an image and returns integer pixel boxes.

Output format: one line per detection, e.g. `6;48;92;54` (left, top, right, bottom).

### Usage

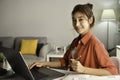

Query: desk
47;51;64;62
56;75;120;80
52;68;120;80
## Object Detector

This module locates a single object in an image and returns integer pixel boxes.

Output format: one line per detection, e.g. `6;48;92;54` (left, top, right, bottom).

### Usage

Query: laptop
0;47;65;80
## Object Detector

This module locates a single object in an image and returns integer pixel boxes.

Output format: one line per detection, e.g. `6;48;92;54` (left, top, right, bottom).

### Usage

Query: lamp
101;9;116;50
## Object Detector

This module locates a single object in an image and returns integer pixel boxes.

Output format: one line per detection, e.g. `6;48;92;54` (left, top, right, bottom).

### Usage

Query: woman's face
72;12;92;36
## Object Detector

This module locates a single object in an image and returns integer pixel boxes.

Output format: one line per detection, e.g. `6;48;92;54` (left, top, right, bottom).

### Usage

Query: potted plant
0;53;5;67
0;52;8;76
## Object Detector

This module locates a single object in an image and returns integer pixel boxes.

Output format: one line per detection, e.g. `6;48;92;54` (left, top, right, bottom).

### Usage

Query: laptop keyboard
30;68;48;79
30;67;65;80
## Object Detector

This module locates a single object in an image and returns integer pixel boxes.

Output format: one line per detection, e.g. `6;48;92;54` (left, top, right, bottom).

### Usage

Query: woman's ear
89;17;93;24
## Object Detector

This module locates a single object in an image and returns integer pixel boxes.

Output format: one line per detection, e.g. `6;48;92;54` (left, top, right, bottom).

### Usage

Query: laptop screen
0;47;65;80
0;47;35;80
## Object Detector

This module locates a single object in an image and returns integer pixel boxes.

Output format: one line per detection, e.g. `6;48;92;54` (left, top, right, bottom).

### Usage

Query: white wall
0;0;119;53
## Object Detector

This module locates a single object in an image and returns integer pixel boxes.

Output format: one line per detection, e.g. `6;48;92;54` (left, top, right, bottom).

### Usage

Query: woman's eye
79;19;83;21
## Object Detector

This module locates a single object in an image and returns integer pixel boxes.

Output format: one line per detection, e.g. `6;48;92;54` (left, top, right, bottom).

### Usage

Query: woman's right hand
28;62;45;69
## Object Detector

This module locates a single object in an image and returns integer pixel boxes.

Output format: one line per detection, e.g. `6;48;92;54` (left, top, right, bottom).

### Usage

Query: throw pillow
36;43;44;57
0;42;2;47
20;39;38;55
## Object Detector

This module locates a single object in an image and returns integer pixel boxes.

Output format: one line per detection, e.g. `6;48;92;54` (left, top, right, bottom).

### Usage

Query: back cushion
36;43;44;57
20;39;38;55
14;37;47;51
0;37;14;48
0;41;2;46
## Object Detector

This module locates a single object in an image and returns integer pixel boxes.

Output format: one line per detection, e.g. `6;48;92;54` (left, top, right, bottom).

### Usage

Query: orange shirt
60;31;118;75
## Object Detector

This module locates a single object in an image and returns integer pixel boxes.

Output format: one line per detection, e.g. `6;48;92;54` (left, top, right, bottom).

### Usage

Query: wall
0;0;119;55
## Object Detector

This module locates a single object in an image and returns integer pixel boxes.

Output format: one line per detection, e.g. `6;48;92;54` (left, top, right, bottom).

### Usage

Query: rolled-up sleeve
59;49;71;67
60;58;66;67
94;43;118;75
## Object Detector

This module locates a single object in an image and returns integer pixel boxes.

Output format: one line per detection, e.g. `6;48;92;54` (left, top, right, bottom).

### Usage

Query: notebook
0;47;65;80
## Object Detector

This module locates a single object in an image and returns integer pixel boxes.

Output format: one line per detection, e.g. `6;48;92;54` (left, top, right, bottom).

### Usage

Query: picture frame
55;46;66;53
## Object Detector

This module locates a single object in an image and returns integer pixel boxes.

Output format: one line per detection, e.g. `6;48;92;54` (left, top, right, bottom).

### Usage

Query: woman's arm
71;59;111;76
29;61;61;69
83;67;111;76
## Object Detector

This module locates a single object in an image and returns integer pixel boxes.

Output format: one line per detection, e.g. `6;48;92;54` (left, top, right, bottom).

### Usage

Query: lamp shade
101;9;116;21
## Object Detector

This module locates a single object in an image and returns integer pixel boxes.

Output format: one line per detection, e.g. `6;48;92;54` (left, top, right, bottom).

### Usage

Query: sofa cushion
0;37;14;48
23;55;45;64
36;43;44;57
20;39;38;55
14;37;47;52
0;41;2;47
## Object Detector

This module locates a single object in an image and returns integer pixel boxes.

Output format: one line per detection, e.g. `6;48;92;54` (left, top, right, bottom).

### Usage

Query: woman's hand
28;62;45;69
70;59;85;73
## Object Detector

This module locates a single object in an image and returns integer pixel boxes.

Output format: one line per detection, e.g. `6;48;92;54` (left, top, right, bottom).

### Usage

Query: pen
75;55;81;60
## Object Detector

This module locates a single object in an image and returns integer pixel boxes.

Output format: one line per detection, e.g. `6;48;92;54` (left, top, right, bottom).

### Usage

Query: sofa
0;37;51;64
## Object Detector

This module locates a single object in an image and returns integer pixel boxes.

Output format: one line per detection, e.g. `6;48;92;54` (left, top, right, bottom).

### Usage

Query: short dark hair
72;3;95;28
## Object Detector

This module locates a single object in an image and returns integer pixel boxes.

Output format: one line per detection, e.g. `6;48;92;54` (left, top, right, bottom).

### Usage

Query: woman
29;3;118;76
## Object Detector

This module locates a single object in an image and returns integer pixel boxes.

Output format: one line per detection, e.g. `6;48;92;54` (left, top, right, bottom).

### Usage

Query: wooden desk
52;68;120;80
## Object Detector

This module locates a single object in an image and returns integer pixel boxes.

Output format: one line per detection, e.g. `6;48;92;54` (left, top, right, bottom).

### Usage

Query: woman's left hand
70;59;85;73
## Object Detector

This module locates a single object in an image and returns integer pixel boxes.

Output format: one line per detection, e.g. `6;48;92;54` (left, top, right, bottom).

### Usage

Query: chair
110;56;120;74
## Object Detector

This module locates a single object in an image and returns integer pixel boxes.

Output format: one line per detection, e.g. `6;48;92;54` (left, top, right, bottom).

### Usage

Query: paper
60;74;90;80
52;68;120;80
88;75;120;80
55;74;120;80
